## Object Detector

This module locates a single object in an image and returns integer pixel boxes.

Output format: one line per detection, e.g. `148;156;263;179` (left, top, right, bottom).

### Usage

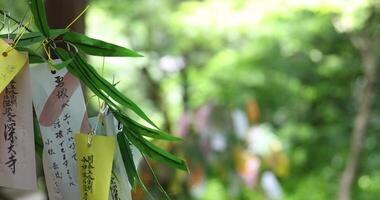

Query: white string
87;102;108;147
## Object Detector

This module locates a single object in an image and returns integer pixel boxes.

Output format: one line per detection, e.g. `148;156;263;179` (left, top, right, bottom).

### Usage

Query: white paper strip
31;61;90;200
0;61;37;190
89;111;141;200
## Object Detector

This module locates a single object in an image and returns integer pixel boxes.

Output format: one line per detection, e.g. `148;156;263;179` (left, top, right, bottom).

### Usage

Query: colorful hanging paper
0;39;27;94
0;58;37;190
88;112;140;200
109;114;142;200
31;61;90;200
108;118;132;200
75;133;116;200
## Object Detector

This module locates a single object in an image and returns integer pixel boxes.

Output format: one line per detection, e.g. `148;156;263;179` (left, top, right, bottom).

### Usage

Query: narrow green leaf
126;128;188;171
29;0;50;37
117;132;139;190
118;131;155;199
16;47;45;63
33;106;43;158
49;29;69;38
64;32;143;57
0;10;33;32
55;48;116;106
55;47;187;173
1;32;43;46
0;29;68;47
69;52;158;128
112;108;181;141
50;59;73;70
58;47;177;140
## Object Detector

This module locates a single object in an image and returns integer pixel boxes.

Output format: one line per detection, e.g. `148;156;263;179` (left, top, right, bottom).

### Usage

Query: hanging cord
87;101;108;147
10;9;29;34
0;10;32;32
97;57;106;110
142;154;171;200
35;5;90;57
65;5;90;30
3;15;32;56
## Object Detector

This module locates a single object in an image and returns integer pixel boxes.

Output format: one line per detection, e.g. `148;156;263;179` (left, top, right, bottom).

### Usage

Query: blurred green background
1;0;380;199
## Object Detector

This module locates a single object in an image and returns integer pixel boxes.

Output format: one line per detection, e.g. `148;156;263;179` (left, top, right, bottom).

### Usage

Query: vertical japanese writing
110;176;120;200
81;155;95;200
2;80;18;174
43;75;79;196
55;76;69;108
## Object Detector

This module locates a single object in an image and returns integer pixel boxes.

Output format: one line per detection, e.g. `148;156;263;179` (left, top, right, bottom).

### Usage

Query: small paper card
107;116;134;200
88;113;135;200
75;133;116;200
0;59;37;190
0;39;27;93
31;61;90;200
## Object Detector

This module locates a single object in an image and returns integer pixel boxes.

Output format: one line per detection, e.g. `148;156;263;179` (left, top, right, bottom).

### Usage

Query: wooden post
46;0;87;33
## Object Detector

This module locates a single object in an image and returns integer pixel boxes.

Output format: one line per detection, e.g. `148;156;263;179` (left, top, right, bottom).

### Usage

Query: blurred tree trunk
180;66;189;111
339;10;378;200
46;0;90;113
46;0;87;33
141;67;172;133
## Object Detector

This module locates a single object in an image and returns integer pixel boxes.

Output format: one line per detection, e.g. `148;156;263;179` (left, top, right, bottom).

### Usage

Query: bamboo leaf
0;29;68;47
125;128;188;171
55;47;187;172
58;47;178;140
33;107;43;158
112;108;181;141
29;0;50;37
55;48;116;107
63;32;143;57
117;131;155;199
68;51;158;128
1;32;43;46
117;132;139;190
16;47;45;63
50;59;73;70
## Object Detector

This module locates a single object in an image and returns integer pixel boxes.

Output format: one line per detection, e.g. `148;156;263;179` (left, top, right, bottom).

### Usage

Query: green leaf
67;51;158;128
1;32;43;46
30;0;50;37
117;132;140;190
125;128;188;171
55;47;187;172
0;29;68;47
117;131;155;199
33;107;43;158
63;32;143;57
49;29;69;37
16;47;45;63
50;59;73;70
60;48;179;139
112;108;181;141
55;48;114;107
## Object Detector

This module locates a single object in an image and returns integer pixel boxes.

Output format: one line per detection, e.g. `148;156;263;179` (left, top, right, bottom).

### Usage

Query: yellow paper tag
75;133;116;200
0;39;27;93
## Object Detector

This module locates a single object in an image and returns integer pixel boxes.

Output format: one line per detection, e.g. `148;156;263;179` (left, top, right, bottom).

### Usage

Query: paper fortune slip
0;59;37;190
89;113;140;200
0;39;27;94
75;133;116;200
31;61;90;200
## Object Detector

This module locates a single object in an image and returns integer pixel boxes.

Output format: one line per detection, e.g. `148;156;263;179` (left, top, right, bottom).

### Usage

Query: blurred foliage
3;0;380;199
86;1;380;199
